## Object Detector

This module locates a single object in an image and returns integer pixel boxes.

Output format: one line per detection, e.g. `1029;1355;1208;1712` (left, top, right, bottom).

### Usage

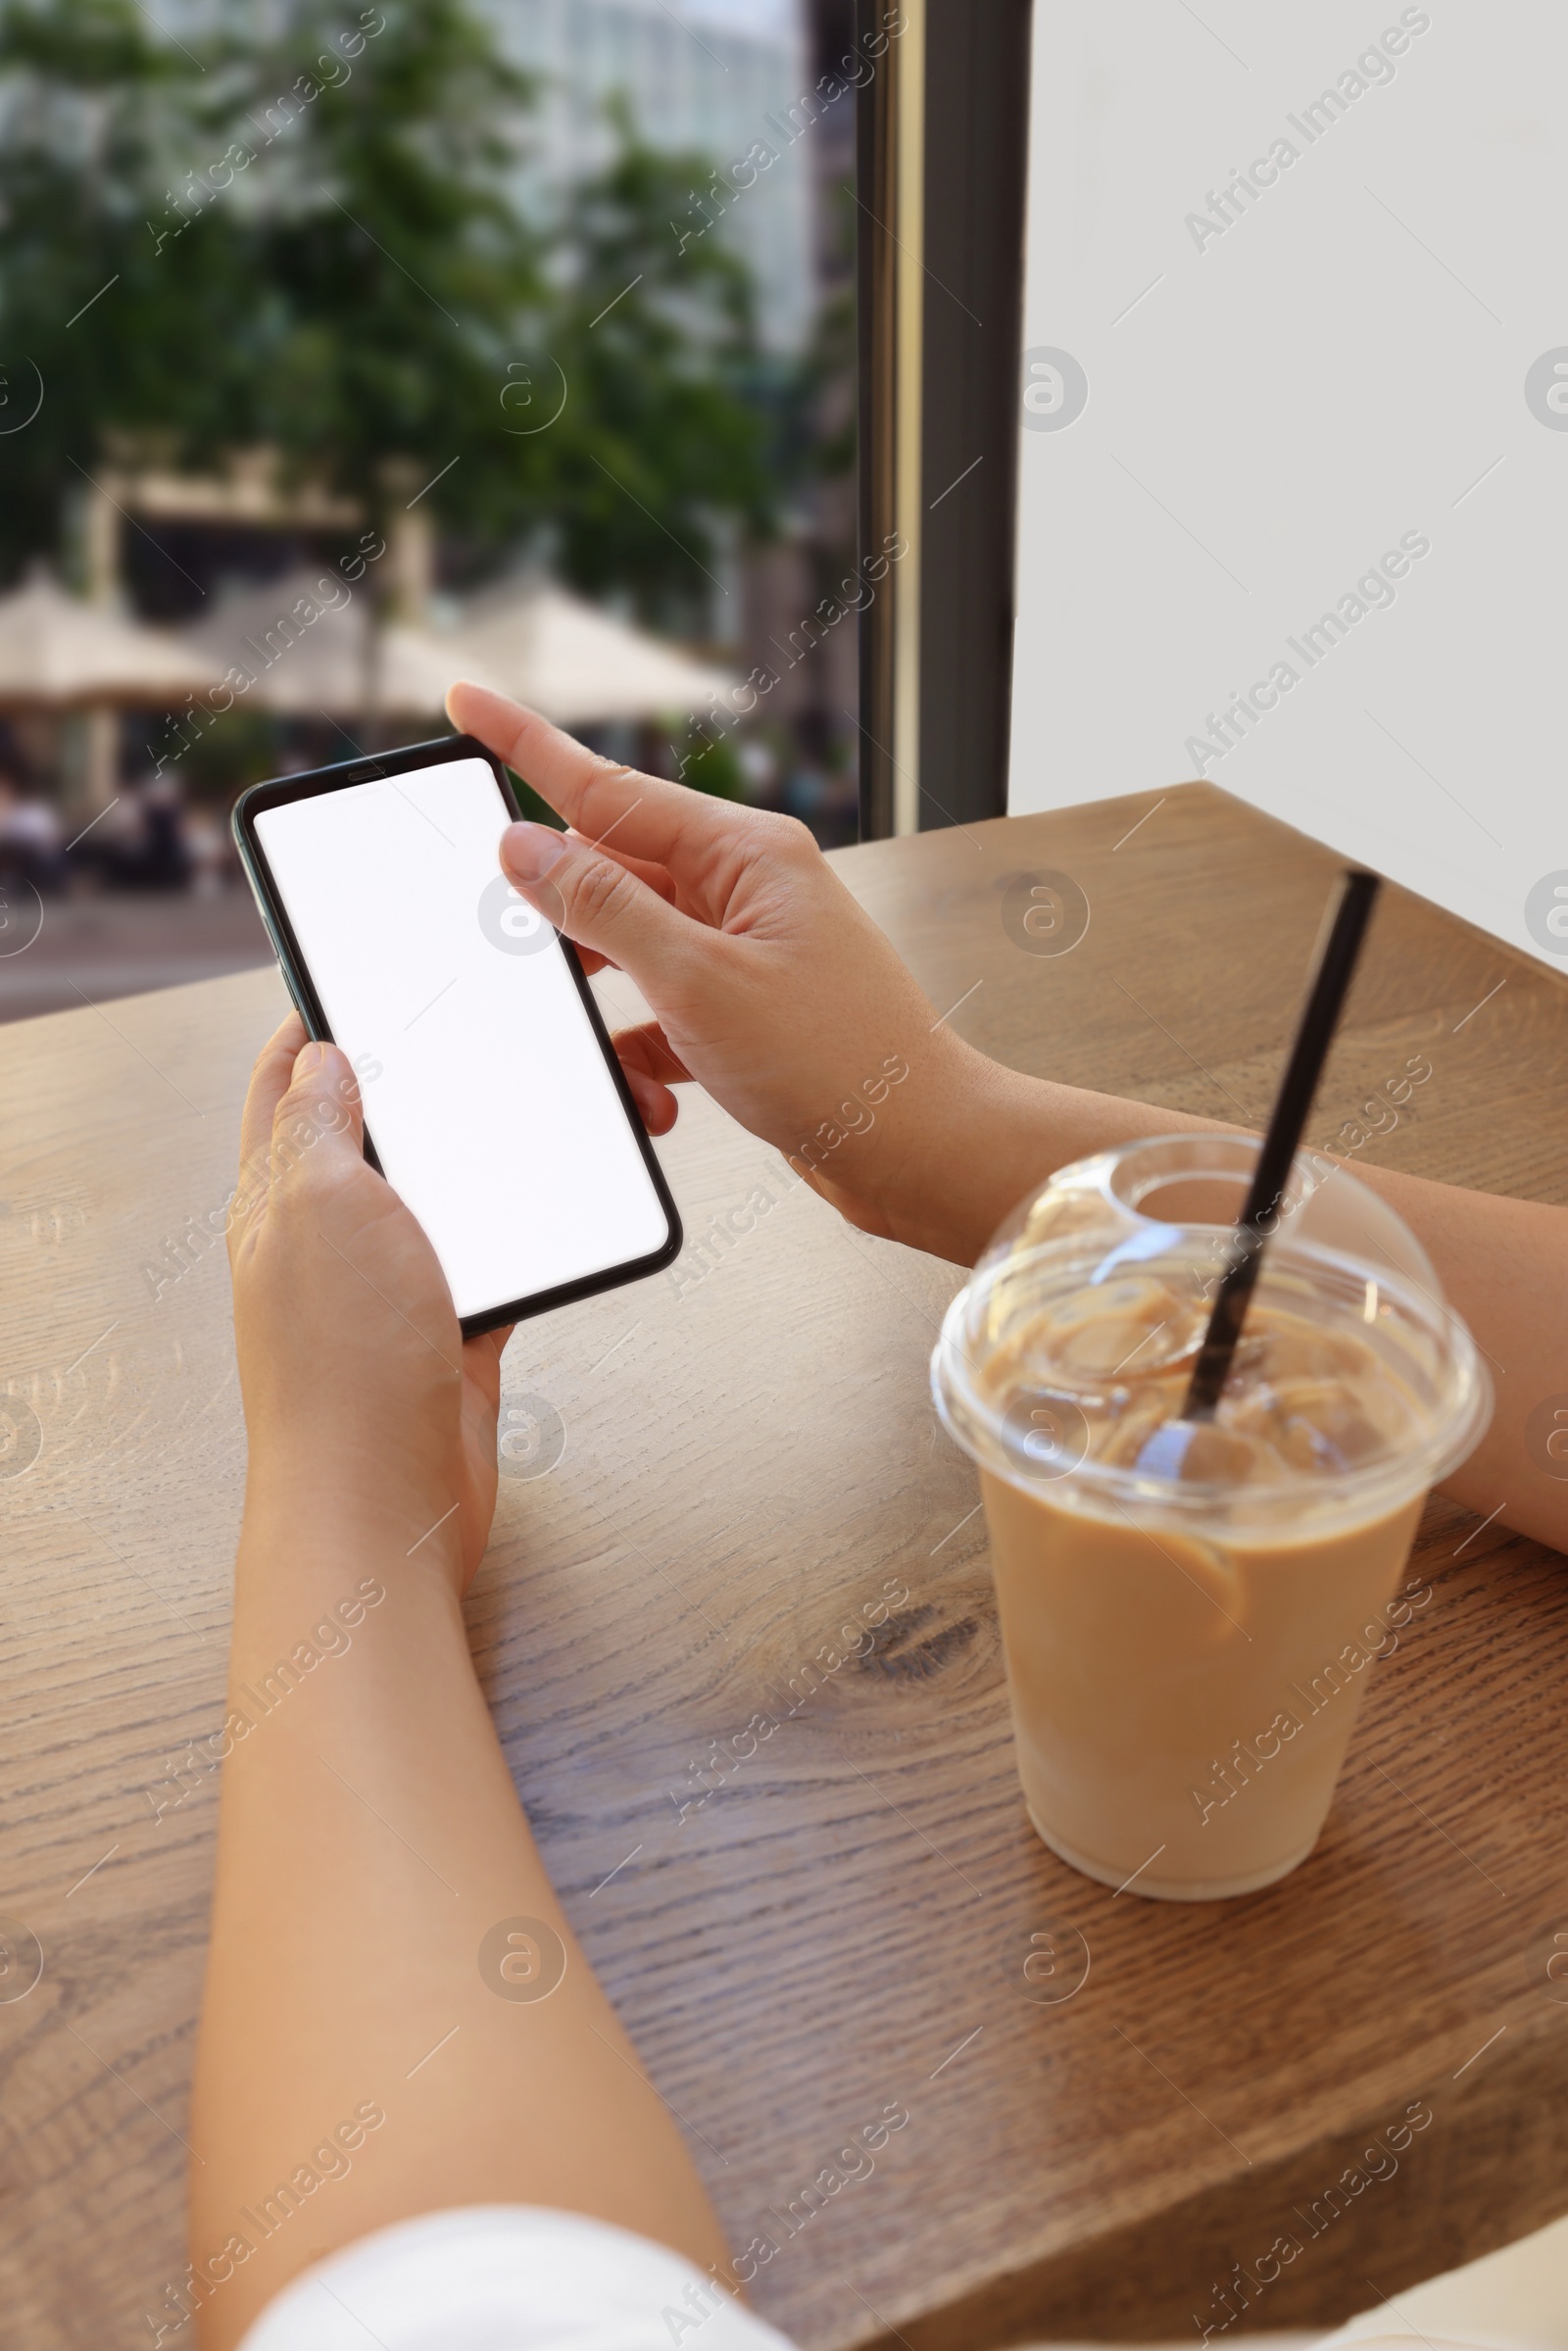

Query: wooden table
4;782;1567;2350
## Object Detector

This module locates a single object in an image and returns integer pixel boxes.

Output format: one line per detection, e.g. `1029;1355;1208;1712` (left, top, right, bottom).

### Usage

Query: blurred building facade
490;0;860;838
492;0;816;355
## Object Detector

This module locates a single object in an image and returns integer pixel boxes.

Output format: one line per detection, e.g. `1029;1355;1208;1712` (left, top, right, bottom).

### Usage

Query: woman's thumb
270;1038;366;1170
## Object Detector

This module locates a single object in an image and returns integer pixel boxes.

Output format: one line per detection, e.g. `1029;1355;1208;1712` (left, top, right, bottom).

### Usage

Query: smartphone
232;732;680;1337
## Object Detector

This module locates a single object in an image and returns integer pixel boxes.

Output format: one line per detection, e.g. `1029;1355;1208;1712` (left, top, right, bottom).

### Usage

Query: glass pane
0;0;860;1020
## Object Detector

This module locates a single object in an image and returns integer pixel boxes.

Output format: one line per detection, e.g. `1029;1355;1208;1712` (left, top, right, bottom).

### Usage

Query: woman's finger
566;833;678;905
621;1063;679;1136
465;1324;514;1382
611;1019;693;1087
499;820;709;995
447;683;733;871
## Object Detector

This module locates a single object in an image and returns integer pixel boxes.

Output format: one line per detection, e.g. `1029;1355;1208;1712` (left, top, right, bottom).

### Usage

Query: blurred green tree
218;0;549;563
535;107;779;637
0;0;258;570
669;720;745;801
0;0;780;624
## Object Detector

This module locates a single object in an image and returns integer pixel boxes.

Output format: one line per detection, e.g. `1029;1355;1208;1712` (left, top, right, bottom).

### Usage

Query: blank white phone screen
254;759;671;1321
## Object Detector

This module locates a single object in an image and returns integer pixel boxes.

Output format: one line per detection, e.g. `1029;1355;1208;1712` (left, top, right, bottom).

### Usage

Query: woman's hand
202;1016;733;2347
447;683;1006;1257
227;1014;509;1593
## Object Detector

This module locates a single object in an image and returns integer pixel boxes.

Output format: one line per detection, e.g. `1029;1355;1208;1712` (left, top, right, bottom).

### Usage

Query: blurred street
0;890;274;1023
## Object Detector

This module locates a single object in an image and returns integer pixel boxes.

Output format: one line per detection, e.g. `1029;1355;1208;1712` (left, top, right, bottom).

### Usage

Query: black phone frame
231;730;682;1339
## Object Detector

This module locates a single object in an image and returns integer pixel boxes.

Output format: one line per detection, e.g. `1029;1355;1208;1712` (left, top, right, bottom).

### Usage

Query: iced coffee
932;1137;1491;1900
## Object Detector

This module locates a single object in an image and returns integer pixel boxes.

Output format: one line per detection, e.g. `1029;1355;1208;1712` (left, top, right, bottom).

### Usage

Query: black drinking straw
1183;866;1382;1421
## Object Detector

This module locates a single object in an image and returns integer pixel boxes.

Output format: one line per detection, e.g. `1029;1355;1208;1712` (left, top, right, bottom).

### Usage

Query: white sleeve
235;2205;799;2351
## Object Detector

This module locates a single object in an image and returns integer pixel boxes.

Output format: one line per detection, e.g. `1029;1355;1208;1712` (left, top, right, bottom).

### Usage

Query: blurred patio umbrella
183;565;736;736
0;565;217;708
182;567;514;718
0;564;226;808
456;576;735;727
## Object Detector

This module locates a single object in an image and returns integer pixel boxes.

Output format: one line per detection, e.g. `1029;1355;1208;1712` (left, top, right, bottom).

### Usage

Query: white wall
1009;0;1567;968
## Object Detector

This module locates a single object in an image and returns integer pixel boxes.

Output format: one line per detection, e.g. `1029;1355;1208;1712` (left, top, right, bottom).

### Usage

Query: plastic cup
931;1134;1492;1901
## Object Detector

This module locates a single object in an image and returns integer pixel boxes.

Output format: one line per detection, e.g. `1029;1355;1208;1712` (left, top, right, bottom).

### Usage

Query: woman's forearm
188;1477;729;2349
1352;1161;1564;1548
864;1048;1566;1555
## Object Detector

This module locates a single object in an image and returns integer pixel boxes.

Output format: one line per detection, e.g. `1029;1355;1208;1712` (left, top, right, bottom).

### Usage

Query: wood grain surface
2;781;1566;2350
